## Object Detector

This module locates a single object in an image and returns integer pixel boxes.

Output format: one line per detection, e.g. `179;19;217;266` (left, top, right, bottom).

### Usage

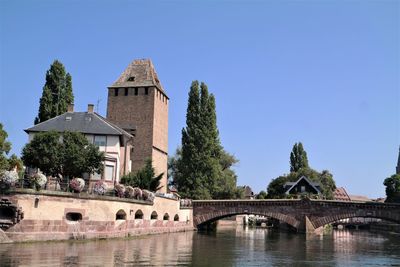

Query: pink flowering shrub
70;178;85;193
114;184;125;198
125;186;135;198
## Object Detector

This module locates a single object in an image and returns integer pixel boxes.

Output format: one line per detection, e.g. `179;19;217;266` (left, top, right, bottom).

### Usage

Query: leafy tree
267;175;290;199
212;150;241;199
384;174;400;203
0;123;12;171
61;132;104;178
120;159;163;191
267;143;336;199
256;190;268;199
22;131;104;179
34;60;74;124
290;142;309;172
21;131;62;176
171;81;239;199
8;154;23;171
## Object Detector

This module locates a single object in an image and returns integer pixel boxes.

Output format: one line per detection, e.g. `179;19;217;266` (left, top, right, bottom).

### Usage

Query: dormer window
127;76;135;82
65;116;72;121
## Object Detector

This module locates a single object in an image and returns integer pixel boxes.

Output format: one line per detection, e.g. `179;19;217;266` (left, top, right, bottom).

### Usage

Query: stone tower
107;59;168;193
397;146;400;175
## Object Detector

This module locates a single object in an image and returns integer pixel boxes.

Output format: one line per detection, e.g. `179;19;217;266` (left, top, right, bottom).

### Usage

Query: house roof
333;187;351;201
349;195;370;202
108;59;166;94
25;111;133;138
284;176;321;195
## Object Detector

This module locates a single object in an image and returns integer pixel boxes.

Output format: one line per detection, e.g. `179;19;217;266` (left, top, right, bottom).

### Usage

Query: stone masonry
192;199;400;233
107;59;168;193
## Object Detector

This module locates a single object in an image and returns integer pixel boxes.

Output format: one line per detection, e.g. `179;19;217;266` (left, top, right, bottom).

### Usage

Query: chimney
88;104;94;113
67;104;74;113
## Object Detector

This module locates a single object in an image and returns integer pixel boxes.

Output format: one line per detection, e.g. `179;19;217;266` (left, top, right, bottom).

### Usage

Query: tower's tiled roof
109;59;165;92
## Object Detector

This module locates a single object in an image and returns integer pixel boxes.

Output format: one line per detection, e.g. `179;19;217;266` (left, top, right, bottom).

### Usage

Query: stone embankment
0;190;194;243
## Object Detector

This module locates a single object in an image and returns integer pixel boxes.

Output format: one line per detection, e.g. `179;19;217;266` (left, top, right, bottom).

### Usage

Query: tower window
134;88;138;95
125;88;128;96
127;76;135;81
145;88;149;95
114;88;119;96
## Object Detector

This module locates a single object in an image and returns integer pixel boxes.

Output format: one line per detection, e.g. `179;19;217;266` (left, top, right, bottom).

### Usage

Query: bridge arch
194;209;300;229
312;210;400;229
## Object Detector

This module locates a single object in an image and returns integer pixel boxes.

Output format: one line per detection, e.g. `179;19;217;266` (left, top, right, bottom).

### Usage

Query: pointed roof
25;111;133;138
284;176;322;195
109;59;165;93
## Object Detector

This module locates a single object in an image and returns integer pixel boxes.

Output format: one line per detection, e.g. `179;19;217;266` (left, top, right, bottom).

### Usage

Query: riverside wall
0;190;193;243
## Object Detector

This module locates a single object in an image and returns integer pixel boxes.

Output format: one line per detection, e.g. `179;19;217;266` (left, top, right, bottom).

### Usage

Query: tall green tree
22;131;104;179
0;123;12;171
172;81;239;199
34;60;74;124
290;142;309;172
383;174;400;203
120;159;163;191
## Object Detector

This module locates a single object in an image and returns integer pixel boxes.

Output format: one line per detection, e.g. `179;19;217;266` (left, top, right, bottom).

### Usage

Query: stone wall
2;192;193;242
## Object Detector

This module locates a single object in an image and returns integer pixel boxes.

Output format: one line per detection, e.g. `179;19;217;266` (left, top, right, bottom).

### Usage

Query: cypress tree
290;142;309;172
174;81;239;199
176;81;208;198
34;60;74;124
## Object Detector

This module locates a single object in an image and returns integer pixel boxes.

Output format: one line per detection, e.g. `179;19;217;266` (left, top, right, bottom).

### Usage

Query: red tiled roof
333;187;351;201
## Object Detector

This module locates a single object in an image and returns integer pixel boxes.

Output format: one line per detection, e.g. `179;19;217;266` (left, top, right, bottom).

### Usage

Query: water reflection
0;227;399;266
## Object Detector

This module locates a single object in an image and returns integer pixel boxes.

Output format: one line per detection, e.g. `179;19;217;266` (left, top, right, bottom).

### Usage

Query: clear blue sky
0;0;399;198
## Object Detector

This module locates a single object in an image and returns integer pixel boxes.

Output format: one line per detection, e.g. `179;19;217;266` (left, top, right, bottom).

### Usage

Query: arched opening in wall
151;211;158;220
135;210;143;219
66;212;82;222
0;207;14;221
174;214;179;222
116;209;127;220
163;213;169;221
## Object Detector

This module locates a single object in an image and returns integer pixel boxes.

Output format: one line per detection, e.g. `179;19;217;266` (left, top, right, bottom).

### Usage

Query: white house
24;104;134;185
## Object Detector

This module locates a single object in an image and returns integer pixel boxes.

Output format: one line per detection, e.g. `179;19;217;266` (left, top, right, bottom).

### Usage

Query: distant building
284;176;322;196
349;195;370;202
238;185;254;199
333;187;351;201
25;104;133;185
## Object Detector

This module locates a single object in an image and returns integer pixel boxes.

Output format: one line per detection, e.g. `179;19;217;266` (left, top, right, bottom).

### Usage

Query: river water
1;226;400;266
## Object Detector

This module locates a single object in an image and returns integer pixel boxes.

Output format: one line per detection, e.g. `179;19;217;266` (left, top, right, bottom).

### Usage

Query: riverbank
0;190;194;243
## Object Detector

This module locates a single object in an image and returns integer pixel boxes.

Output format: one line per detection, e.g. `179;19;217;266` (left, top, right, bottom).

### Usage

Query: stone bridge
192;199;400;233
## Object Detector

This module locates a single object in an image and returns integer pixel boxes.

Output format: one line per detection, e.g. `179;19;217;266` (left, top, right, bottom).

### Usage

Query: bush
125;186;135;198
69;177;85;193
0;170;19;190
133;187;142;200
93;180;107;195
31;173;47;190
115;184;125;198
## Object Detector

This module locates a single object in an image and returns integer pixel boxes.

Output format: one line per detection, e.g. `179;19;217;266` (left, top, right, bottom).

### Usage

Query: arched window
174;214;179;222
151;211;158;220
163;213;169;221
135;209;143;219
116;209;126;220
